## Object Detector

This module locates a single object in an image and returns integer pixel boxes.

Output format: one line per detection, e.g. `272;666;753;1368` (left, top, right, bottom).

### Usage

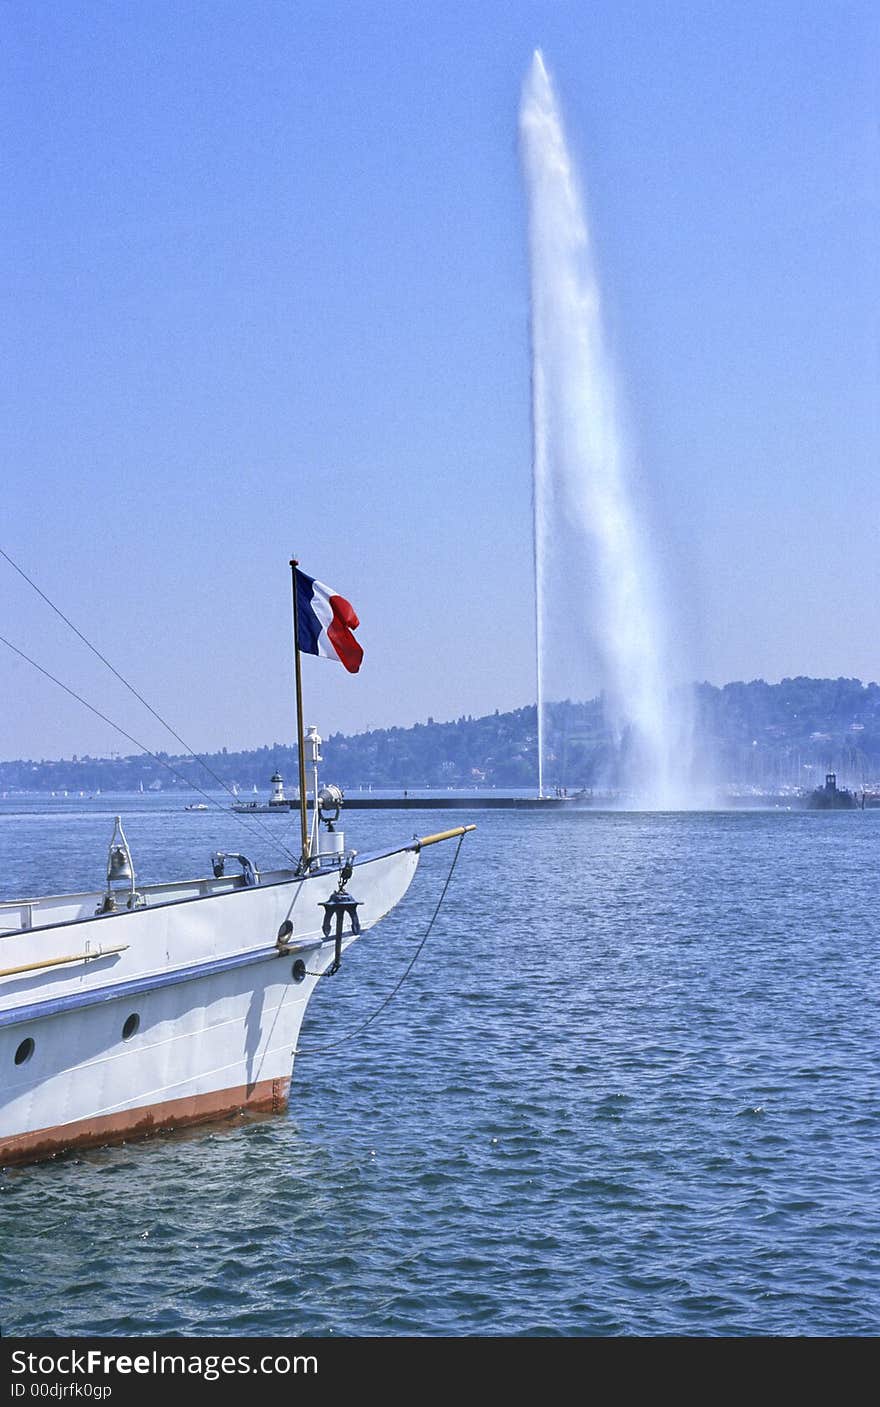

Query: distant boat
231;772;295;814
807;773;857;810
184;802;209;812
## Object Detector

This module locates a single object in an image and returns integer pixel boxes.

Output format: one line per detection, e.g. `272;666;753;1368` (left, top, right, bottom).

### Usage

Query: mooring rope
294;831;466;1054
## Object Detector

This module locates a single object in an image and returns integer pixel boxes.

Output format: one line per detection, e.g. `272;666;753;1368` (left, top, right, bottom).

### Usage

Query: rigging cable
0;545;297;863
294;831;466;1055
0;631;298;867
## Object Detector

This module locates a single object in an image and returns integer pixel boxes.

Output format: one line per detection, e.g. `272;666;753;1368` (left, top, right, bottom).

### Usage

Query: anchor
319;887;362;975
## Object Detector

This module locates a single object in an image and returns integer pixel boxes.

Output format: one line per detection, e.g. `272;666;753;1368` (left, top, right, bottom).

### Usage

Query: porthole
14;1037;34;1066
122;1013;140;1041
291;960;306;983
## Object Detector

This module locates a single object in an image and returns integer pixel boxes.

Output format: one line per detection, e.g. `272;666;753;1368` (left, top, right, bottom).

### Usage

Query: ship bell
108;845;132;882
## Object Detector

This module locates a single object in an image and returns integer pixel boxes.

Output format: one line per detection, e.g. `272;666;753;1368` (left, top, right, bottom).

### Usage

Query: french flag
295;567;363;674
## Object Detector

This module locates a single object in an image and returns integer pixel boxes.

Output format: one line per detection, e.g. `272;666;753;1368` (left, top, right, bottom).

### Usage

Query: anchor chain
295;831;466;1054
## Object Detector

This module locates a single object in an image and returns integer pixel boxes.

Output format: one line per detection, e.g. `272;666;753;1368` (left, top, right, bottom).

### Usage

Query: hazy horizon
3;672;880;766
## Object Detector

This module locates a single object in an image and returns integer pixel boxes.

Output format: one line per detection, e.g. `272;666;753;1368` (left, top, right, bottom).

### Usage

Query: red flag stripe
327;594;363;673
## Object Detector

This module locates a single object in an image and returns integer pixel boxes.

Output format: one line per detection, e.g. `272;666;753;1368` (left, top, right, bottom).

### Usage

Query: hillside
1;677;879;794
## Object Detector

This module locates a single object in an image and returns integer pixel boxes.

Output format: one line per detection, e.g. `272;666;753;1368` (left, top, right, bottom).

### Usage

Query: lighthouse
270;772;286;807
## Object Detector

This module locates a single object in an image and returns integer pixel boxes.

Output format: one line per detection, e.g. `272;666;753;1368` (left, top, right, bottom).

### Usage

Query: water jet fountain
519;50;696;808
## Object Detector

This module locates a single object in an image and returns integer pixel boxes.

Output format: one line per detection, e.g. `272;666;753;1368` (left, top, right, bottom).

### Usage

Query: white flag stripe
309;579;336;660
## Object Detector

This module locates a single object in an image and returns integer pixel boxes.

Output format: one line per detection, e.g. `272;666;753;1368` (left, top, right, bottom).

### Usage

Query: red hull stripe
0;1075;291;1167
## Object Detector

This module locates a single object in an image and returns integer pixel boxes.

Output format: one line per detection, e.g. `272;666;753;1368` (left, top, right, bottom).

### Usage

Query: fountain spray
520;51;694;808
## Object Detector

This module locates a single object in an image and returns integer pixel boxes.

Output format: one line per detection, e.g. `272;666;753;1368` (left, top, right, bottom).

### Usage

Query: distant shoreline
2;678;879;796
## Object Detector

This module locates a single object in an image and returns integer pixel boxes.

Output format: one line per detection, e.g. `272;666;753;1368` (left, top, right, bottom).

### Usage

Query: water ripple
1;806;879;1335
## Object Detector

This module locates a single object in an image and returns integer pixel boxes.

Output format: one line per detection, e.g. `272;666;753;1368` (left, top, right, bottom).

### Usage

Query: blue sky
1;1;877;760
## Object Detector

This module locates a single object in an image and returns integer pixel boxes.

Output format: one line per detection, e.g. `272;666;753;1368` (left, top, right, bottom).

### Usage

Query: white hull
0;845;420;1164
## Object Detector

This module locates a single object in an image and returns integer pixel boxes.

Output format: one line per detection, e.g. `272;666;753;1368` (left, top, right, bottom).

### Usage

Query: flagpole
289;558;310;865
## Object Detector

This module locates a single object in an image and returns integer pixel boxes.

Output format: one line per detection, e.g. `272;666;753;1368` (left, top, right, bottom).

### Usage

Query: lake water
1;797;878;1337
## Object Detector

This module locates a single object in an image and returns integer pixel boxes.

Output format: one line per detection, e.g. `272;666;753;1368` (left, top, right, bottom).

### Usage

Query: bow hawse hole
14;1037;35;1065
292;960;306;983
122;1013;140;1041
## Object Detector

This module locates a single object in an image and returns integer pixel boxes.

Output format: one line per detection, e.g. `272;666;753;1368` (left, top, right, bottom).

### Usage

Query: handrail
0;943;129;979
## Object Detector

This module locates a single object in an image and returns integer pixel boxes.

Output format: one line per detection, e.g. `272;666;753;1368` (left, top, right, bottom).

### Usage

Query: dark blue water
1;798;878;1336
